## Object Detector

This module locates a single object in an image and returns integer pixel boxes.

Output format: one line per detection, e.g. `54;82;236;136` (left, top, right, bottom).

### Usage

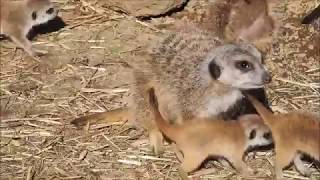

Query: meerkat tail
247;94;275;127
71;108;129;127
148;88;179;141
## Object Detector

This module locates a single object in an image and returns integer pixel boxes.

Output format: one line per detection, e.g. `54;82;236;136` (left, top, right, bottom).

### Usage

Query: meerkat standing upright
0;0;58;56
72;24;272;155
247;95;320;179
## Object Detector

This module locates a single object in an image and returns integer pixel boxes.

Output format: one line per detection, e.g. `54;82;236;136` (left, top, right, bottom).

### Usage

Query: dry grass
0;0;319;179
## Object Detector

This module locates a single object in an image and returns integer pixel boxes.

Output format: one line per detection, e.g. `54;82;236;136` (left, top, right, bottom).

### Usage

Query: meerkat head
201;43;271;89
238;114;273;148
25;0;58;26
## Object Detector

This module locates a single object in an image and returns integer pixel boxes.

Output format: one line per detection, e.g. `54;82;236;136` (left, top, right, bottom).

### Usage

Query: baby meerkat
148;88;272;179
247;95;320;179
72;24;272;155
0;0;58;56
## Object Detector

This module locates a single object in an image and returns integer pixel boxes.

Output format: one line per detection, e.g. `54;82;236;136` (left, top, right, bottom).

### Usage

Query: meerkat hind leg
275;148;296;179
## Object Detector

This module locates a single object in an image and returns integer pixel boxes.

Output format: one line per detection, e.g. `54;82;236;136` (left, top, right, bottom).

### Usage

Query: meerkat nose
263;73;272;84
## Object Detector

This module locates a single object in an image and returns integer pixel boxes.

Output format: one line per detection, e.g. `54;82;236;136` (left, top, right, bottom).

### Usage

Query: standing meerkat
247;95;320;179
148;87;272;179
72;24;272;155
0;0;58;56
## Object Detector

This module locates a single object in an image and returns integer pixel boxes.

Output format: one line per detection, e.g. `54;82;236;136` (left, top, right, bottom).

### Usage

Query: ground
0;0;319;179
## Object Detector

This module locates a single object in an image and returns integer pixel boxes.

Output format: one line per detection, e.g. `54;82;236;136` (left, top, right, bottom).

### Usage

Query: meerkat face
238;114;273;148
203;43;271;89
245;125;272;148
26;0;58;26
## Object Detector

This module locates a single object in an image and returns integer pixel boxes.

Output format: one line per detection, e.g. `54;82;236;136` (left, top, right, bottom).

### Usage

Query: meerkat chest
195;90;243;119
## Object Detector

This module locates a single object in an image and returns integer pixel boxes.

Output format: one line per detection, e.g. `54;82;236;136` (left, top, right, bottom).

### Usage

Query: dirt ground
0;0;319;179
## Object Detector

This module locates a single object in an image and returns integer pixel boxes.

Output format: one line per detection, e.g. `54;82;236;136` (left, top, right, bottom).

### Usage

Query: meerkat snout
204;43;271;89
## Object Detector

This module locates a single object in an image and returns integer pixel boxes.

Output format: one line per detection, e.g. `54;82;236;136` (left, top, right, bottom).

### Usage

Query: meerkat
72;24;272;155
0;0;58;56
148;88;272;179
247;95;320;179
176;0;276;51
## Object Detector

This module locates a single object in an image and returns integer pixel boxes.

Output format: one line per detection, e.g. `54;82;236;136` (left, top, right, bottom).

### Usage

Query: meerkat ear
208;59;221;79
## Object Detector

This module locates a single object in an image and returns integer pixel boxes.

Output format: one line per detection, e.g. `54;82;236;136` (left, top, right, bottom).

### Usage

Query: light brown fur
247;95;320;179
179;0;277;51
148;88;271;179
70;0;277;133
72;23;270;155
0;0;57;56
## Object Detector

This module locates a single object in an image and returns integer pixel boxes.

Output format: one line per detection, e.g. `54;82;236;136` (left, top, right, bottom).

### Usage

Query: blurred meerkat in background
175;0;277;51
0;0;58;56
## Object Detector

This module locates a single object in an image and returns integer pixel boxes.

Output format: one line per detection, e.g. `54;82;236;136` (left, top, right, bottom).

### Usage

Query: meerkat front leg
9;30;46;57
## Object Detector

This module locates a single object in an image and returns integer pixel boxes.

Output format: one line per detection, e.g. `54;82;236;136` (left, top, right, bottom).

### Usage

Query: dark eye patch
32;11;37;20
46;7;54;14
244;0;251;4
263;132;272;140
208;59;221;79
249;129;256;139
235;60;253;72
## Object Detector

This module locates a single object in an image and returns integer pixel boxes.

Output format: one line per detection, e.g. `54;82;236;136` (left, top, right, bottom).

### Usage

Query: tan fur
180;0;276;51
70;0;277;133
247;95;320;179
72;23;270;155
148;88;270;179
0;0;57;56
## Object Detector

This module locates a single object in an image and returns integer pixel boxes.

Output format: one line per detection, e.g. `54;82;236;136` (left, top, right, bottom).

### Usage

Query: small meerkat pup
72;24;272;155
0;0;58;56
148;88;272;179
247;95;320;179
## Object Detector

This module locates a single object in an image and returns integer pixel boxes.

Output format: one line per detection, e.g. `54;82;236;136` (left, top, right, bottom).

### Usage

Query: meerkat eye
235;60;253;72
31;11;37;20
46;7;54;14
263;132;272;140
244;0;251;4
249;129;256;139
